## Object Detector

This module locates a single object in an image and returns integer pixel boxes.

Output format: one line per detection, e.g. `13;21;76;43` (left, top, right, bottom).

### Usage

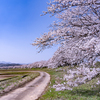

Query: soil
0;75;17;80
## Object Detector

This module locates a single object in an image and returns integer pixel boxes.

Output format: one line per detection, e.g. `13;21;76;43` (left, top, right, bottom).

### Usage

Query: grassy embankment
31;66;100;100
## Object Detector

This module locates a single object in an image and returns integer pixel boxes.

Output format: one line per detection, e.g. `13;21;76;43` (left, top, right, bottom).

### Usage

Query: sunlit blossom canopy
32;0;100;68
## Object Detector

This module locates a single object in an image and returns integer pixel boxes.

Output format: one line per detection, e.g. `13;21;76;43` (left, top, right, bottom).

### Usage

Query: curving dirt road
0;71;50;100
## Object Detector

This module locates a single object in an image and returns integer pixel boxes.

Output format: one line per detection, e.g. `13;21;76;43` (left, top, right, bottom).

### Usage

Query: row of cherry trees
1;0;100;91
1;0;100;69
32;0;100;90
32;0;100;68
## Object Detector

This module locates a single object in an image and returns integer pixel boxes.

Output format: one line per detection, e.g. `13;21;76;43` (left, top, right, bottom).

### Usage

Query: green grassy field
31;67;100;100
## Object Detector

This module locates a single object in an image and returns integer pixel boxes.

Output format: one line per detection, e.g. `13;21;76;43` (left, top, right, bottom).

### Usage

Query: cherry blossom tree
32;0;100;68
53;66;100;91
47;37;100;68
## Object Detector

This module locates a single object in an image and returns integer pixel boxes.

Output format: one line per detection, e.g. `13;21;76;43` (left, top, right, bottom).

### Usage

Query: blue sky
0;0;58;64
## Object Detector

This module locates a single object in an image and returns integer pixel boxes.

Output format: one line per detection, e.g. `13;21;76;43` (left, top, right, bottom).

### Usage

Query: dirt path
0;71;50;100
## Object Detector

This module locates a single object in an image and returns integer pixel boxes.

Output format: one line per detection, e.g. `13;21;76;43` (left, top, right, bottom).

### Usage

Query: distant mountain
0;61;22;67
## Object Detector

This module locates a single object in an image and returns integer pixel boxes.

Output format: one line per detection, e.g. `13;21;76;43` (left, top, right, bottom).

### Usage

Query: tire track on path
0;71;50;100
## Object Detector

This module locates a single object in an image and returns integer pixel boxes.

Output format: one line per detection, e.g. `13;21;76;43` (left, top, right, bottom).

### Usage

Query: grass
0;66;100;100
0;71;30;75
31;66;100;100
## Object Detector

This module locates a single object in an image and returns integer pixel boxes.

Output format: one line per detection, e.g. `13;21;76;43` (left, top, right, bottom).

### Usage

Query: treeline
0;61;100;69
